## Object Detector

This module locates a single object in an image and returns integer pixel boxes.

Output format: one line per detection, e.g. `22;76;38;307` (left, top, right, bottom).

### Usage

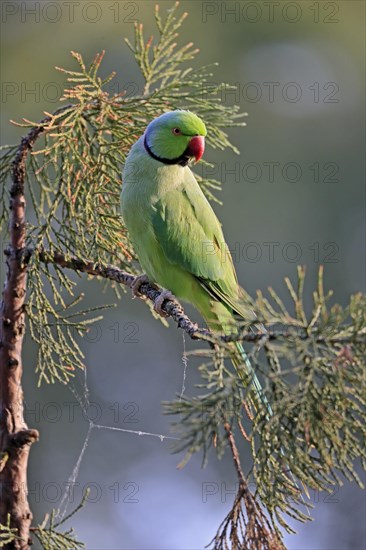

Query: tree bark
0;130;43;548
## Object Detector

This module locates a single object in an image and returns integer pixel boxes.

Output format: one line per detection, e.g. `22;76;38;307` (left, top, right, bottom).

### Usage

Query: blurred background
1;1;365;548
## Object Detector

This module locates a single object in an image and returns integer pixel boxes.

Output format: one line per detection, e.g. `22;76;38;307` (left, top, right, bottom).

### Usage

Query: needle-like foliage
165;266;365;543
1;1;245;386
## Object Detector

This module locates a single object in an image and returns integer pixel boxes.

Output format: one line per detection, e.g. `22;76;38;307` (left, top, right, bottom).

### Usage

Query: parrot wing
151;177;250;319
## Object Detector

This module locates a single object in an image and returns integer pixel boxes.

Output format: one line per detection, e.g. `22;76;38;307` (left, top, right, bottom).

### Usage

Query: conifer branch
38;249;365;347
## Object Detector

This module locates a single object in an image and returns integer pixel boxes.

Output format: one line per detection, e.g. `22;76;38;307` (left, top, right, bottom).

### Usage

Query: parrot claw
130;274;150;299
154;289;177;317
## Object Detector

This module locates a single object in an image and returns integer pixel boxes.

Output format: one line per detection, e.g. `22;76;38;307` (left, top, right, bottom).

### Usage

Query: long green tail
232;342;272;418
233;342;309;508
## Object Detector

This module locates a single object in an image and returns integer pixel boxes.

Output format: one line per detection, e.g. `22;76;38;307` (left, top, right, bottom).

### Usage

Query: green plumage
121;110;268;413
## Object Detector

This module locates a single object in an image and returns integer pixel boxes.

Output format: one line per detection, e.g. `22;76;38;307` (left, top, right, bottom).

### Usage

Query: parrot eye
172;128;181;135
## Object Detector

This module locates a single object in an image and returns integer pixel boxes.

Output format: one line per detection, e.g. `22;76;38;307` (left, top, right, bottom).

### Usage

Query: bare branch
0;104;75;548
209;421;284;550
0;124;46;549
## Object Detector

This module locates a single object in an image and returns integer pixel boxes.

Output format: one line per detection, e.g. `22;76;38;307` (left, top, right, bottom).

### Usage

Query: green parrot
121;110;269;414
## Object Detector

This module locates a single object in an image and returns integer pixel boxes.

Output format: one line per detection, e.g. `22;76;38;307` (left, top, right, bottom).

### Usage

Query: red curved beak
187;135;205;162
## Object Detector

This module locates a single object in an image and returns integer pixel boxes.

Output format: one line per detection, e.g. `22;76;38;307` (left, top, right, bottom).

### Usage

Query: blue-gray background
1;1;365;548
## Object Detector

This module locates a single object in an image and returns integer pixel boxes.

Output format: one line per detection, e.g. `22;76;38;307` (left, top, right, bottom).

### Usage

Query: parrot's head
144;110;207;166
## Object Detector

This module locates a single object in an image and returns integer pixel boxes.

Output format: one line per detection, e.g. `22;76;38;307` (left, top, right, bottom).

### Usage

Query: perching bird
121;110;269;414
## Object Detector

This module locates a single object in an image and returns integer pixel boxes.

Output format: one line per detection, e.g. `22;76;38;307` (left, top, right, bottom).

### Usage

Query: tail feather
232;342;310;511
232;342;272;418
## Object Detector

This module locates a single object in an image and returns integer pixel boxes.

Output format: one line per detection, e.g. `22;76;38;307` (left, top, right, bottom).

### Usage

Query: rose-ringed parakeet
121;110;270;414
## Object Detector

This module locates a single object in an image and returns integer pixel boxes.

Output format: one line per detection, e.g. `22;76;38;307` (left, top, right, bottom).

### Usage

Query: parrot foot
130;274;150;299
154;289;177;317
